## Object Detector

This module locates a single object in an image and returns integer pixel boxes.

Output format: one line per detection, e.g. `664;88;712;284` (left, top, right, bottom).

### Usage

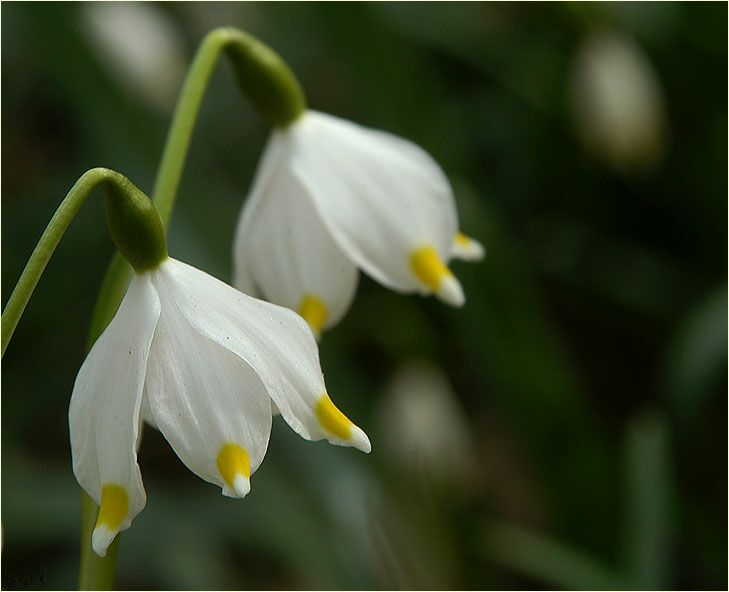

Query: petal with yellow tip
156;258;370;454
233;146;358;338
452;232;486;262
69;275;159;558
410;246;465;307
217;443;252;498
287;111;458;294
92;484;130;556
316;393;371;453
144;287;271;497
298;294;328;337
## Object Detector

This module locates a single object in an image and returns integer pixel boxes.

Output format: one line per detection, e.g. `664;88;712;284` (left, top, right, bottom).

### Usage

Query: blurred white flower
233;111;484;337
80;2;186;111
378;361;475;484
70;257;369;557
570;31;666;172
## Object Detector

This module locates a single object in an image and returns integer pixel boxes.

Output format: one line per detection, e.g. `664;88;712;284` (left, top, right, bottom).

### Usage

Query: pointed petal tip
463;240;486;262
437;275;465;307
317;393;371;452
91;525;115;558
233;474;251;497
351;425;372;454
222;474;251;499
327;424;371;454
453;233;486;262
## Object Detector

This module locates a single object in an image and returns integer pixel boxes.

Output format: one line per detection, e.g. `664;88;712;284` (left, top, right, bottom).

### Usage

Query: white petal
144;296;272;498
236;150;359;336
81;3;185;111
437;275;465;307
153;258;370;453
451;232;486;262
287;110;459;295
68;274;160;557
140;390;158;430
232;134;286;298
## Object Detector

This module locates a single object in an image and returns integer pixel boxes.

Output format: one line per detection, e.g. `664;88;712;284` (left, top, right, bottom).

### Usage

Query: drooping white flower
69;257;370;558
81;2;186;112
378;361;475;485
233;111;484;337
570;31;666;172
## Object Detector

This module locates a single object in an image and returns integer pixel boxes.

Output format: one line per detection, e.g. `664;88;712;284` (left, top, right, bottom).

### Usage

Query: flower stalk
1;168;163;357
1;166;165;590
76;27;307;590
79;491;120;590
87;26;306;347
152;26;305;225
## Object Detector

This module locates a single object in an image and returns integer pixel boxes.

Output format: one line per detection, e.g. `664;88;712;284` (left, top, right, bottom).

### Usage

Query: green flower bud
103;172;167;272
220;28;306;128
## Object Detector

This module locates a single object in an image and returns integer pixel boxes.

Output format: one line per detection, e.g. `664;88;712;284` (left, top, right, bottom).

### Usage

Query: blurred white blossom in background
81;2;186;111
570;31;667;173
378;361;475;486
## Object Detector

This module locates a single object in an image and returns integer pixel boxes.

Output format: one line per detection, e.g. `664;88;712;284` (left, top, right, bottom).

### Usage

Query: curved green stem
2;166;163;591
152;26;305;225
75;27;305;590
3;26;305;592
151;28;232;225
1;168;139;357
85;26;305;346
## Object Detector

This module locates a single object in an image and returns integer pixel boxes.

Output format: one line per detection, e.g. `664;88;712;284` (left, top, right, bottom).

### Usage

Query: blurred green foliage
2;2;726;590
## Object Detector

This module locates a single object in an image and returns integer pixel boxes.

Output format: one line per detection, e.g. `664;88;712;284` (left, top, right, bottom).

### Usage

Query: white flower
570;31;666;172
69;257;370;558
378;362;475;485
233;110;484;337
81;2;186;112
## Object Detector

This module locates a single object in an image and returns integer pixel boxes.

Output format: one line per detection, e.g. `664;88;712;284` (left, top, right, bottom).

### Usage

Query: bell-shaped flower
570;31;666;173
69;256;370;558
233;110;484;337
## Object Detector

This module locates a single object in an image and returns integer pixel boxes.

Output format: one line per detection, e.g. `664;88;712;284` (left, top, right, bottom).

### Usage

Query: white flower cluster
71;92;483;557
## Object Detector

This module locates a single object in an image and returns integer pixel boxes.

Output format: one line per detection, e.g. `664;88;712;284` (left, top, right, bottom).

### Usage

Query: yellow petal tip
438;274;465;307
298;294;328;337
217;442;251;497
453;232;485;261
316;393;371;453
410;245;464;306
95;484;129;531
92;483;129;557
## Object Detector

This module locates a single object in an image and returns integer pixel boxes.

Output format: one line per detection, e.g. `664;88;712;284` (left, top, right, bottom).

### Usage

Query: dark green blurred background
2;2;727;590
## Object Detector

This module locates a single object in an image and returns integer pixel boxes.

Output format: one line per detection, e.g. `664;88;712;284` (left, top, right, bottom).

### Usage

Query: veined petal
144;298;272;498
451;232;485;262
153;258;370;453
140;391;158;430
232;133;287;298
287;110;459;296
236;157;359;337
68;274;160;557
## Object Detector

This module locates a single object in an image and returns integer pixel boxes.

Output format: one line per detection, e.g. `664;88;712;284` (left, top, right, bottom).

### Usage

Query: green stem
152;26;305;225
151;28;231;225
76;27;305;590
79;491;120;590
1;168;139;357
85;25;305;346
2;166;163;590
76;29;238;592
